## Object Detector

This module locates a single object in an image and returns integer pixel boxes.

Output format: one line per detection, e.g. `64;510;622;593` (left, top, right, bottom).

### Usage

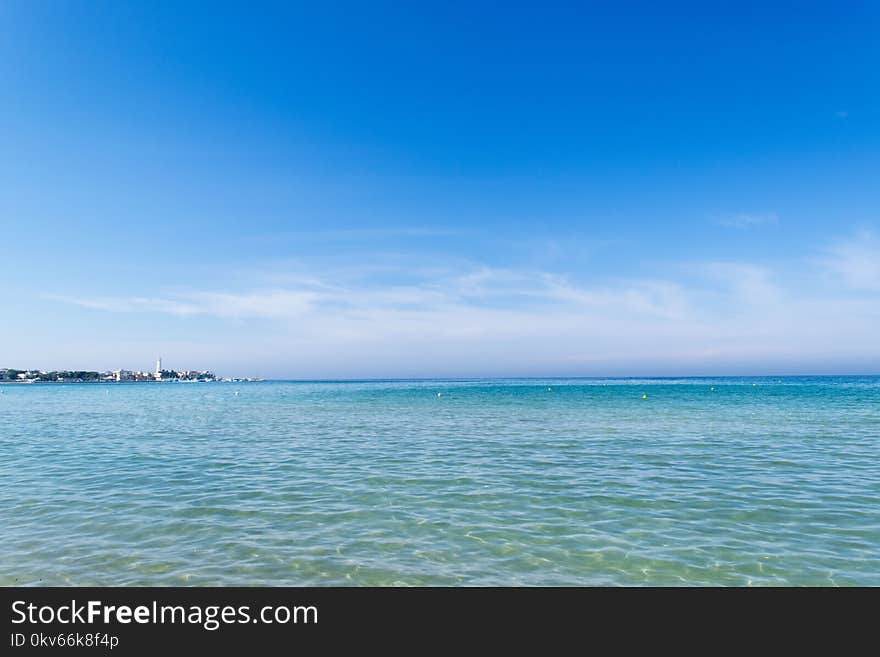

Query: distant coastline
0;378;264;384
0;366;262;384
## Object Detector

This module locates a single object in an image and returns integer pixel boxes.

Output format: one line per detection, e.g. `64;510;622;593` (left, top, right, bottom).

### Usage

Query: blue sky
2;1;879;377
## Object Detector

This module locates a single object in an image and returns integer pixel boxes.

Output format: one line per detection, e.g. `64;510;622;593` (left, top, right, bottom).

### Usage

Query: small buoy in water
710;387;715;391
234;391;240;396
547;387;552;392
437;392;442;397
642;394;647;399
753;383;757;387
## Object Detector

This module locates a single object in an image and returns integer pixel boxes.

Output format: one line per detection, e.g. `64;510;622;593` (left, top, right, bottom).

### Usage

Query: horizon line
4;373;879;384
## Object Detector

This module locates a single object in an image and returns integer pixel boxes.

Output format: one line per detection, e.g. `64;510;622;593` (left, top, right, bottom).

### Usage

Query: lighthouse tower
154;357;162;380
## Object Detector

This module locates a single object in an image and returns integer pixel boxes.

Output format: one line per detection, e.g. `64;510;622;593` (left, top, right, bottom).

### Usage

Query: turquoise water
1;377;878;586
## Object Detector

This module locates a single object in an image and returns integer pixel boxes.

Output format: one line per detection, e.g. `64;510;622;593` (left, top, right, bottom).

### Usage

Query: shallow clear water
1;377;878;586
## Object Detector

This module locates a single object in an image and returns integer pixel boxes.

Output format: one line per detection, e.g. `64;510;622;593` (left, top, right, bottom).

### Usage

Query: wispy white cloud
315;227;464;239
698;262;781;306
55;290;320;319
55;267;691;323
47;232;880;376
55;296;204;316
714;212;779;229
820;230;880;291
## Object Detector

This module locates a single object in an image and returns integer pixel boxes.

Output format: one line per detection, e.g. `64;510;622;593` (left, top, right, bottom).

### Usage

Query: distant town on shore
0;358;263;383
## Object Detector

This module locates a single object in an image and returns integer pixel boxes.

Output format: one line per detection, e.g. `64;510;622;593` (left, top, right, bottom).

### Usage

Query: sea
1;376;878;586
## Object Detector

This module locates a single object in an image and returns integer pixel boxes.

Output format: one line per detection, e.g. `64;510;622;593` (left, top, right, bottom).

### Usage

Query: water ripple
1;377;879;585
